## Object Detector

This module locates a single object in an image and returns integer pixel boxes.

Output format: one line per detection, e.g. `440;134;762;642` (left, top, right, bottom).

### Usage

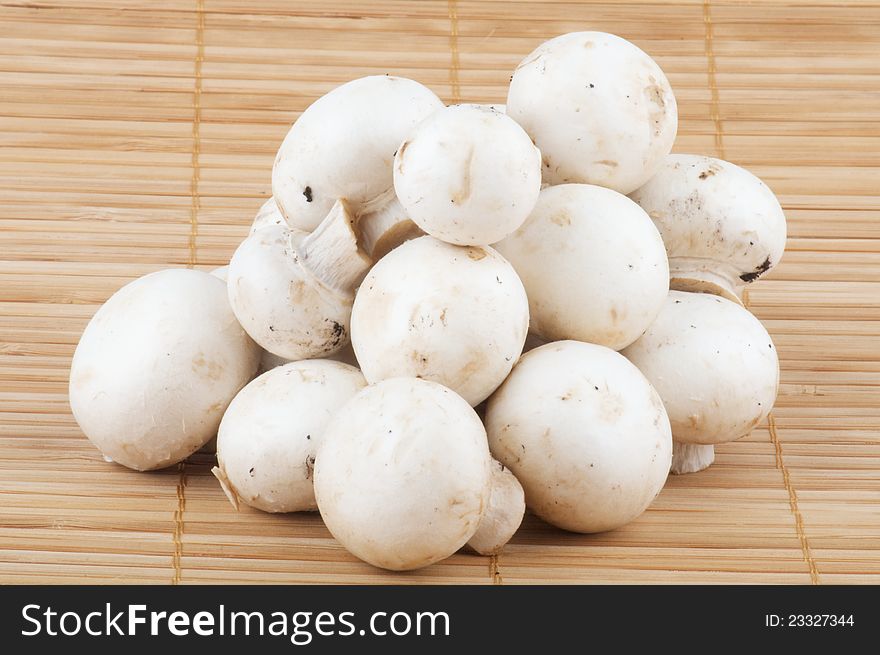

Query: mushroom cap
214;360;366;513
272;75;443;231
622;290;779;445
227;225;352;360
494;184;669;350
314;377;492;571
466;459;526;556
351;236;529;406
69;269;260;471
628;154;787;291
393;104;542;246
249;197;287;235
485;340;672;533
507;31;677;194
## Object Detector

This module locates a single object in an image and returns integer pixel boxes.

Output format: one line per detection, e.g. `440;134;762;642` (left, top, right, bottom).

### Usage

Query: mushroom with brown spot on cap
227;199;371;361
629;154;787;303
212;262;360;372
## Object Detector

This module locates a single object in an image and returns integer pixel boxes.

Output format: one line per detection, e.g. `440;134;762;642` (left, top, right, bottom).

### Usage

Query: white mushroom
351;236;529;406
507;31;677;194
494;184;669;350
212;259;360;372
629;154;787;303
272;75;441;254
214;253;363;373
466;459;526;556
69;269;260;470
314;377;492;571
485;340;672;533
212;360;366;513
394;104;542;246
249;197;286;235
622;290;779;474
227;199;371;360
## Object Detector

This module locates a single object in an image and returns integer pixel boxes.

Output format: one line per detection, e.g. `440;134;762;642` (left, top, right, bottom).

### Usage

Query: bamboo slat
1;0;878;584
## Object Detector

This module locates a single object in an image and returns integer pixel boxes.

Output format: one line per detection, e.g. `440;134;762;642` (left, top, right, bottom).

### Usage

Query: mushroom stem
670;441;715;475
297;199;371;291
356;195;424;260
466;459;525;556
211;465;241;511
669;257;744;305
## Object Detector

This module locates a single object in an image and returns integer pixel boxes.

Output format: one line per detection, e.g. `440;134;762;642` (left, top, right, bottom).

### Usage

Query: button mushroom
628;154;788;303
212;359;366;513
466;459;526;556
393;104;542;246
212;260;360;372
622;290;780;474
314;377;492;571
494;183;669;350
350;235;529;406
485;340;672;533
272;75;441;256
507;31;677;194
227;199;371;360
69;269;261;470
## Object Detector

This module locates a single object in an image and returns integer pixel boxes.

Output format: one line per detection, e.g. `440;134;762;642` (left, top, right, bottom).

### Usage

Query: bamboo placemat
1;0;878;584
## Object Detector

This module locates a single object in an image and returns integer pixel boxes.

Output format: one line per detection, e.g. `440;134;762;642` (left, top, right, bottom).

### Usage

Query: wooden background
1;0;878;584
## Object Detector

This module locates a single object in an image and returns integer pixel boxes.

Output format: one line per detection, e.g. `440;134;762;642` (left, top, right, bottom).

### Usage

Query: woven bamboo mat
1;0;878;584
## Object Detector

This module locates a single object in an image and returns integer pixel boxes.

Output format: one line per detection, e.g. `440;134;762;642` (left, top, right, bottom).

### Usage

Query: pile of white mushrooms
69;31;786;571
